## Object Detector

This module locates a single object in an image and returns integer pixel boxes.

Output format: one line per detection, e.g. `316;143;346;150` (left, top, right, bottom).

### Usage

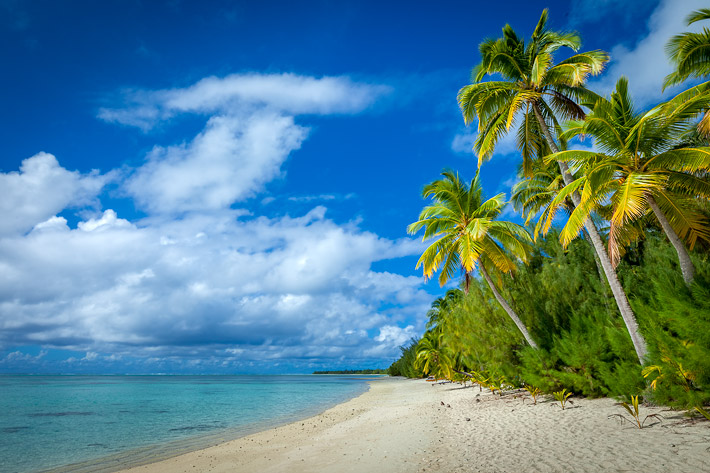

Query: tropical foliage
408;171;537;348
545;77;710;284
456;8;648;363
664;8;710;89
389;8;710;413
390;233;710;408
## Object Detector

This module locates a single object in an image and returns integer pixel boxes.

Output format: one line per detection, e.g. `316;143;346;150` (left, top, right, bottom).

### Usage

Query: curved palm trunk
582;228;609;293
479;264;538;349
646;194;696;285
532;102;648;363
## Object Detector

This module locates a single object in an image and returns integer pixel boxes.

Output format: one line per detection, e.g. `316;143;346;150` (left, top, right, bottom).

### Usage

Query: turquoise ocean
0;375;375;473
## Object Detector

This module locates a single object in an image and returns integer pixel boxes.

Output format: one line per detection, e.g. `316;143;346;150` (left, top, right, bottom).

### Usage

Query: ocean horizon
0;374;377;473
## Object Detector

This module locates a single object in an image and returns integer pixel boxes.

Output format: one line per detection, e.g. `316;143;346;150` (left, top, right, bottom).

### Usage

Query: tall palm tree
456;9;648;363
544;77;710;285
408;170;537;348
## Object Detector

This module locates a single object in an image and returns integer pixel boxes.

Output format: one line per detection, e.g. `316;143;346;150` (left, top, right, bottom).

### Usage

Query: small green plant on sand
524;385;541;404
489;376;506;396
553;388;572;410
471;372;490;393
609;395;662;429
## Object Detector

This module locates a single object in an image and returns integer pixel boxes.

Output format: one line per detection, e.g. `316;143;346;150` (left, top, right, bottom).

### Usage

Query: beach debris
465;417;471;421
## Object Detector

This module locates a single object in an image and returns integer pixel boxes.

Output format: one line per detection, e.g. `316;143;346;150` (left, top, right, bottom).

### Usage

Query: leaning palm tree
457;9;648;363
544;77;710;285
408;170;537;348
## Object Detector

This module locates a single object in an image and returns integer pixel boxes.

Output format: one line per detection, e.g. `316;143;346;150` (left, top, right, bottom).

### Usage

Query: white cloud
78;209;133;232
0;152;110;237
374;324;416;347
589;0;708;105
0;72;431;370
33;216;70;233
99;73;391;131
126;113;308;214
107;73;389;216
0;194;429;362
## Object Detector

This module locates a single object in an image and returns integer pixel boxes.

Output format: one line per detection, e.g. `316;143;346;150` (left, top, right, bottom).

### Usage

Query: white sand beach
117;377;710;473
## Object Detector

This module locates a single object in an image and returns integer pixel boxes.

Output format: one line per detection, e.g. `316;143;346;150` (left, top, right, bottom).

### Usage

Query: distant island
312;369;387;375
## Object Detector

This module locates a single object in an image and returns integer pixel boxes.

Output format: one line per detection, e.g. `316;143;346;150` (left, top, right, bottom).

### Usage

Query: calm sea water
0;375;375;473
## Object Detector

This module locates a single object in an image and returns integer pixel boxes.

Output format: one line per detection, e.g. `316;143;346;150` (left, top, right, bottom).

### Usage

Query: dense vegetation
389;9;710;412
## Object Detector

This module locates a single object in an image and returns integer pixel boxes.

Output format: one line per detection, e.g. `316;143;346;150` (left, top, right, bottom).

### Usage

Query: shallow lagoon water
0;375;373;473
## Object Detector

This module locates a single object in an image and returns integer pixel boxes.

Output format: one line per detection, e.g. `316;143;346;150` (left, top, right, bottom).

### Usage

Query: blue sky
0;0;702;374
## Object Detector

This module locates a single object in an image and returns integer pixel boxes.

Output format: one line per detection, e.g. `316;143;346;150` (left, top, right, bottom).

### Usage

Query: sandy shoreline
112;377;710;473
115;377;438;473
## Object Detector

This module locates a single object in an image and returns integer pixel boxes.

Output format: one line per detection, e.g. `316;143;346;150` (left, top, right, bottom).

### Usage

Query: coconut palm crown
457;9;608;175
408;170;538;348
408;170;531;288
664;9;710;89
545;77;710;284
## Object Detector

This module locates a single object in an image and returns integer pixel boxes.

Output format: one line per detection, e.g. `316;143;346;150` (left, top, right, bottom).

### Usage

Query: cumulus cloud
0;152;110;237
98;73;391;131
0;201;429;365
588;0;708;105
374;324;416;347
126;113;308;214
108;73;389;216
0;72;431;372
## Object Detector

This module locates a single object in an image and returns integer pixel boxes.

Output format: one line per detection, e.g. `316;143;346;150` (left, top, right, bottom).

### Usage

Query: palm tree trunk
646;194;696;285
479;263;538;349
532;102;648;363
582;227;615;318
583;228;608;290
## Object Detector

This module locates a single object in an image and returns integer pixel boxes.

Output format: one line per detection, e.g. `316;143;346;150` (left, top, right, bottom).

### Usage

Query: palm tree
425;289;462;331
456;9;648;363
664;9;710;138
664;9;710;89
415;330;454;379
544;77;710;285
408;170;537;348
511;159;569;238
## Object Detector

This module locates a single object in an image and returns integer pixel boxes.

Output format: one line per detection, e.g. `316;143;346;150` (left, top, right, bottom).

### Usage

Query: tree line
389;9;710;410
